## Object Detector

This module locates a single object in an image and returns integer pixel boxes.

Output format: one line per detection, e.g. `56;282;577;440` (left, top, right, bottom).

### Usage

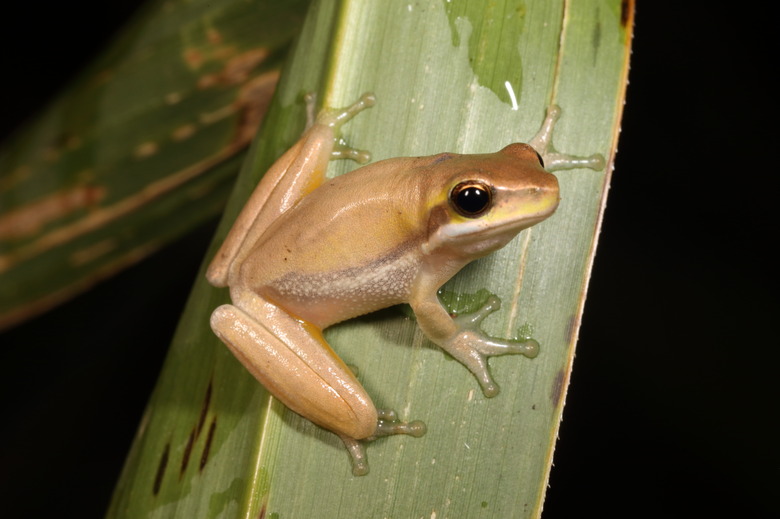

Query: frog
206;93;604;475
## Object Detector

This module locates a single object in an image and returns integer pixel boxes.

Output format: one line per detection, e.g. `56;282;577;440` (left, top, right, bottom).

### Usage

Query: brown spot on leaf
0;184;105;241
621;0;632;27
199;105;237;125
172;124;197;142
134;141;159;159
69;239;117;267
200;418;217;472
197;379;212;438
180;429;196;478
232;70;279;145
165;92;183;105
211;45;237;62
592;19;602;58
153;443;170;496
550;369;566;408
206;28;222;44
184;48;205;69
564;314;578;345
197;48;271;89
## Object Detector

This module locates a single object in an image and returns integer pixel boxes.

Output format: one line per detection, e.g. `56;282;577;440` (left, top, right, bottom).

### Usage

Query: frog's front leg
210;288;423;475
411;287;538;398
529;105;606;172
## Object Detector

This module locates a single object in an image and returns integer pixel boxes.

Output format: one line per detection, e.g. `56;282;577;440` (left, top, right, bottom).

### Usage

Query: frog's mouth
472;184;561;234
422;190;559;257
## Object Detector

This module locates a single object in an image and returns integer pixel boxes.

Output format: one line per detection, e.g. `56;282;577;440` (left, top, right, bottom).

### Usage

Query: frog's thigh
210;298;378;440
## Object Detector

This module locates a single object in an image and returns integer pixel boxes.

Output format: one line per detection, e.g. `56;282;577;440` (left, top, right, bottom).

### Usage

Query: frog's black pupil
451;182;491;217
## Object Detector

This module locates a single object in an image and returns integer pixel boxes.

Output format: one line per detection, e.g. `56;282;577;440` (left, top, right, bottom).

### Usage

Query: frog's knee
209;304;236;335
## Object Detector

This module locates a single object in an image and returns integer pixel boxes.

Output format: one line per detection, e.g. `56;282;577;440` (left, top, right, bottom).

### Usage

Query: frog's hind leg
209;292;378;440
210;290;426;475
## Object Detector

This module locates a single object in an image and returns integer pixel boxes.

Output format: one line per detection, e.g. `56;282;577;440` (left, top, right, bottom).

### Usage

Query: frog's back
238;162;427;327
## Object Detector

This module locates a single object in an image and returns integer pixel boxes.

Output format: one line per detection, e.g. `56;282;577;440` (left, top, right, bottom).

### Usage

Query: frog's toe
513;338;539;358
527;104;606;172
340;435;370;476
331;145;371;163
339;407;425;476
317;92;376;129
453;295;502;329
372;408;427;439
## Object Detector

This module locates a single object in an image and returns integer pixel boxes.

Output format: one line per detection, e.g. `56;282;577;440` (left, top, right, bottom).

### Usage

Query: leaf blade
108;0;633;517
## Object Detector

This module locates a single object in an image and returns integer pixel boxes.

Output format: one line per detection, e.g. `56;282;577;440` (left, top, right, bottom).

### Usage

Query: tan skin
207;94;604;475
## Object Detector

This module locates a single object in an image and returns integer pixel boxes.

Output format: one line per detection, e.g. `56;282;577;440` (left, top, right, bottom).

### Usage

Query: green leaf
0;0;310;328
108;0;633;517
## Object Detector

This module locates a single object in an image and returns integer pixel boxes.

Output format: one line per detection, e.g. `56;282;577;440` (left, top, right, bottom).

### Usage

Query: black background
1;2;776;517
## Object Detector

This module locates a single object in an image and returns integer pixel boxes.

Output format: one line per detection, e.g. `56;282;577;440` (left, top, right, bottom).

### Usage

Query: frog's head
423;143;560;259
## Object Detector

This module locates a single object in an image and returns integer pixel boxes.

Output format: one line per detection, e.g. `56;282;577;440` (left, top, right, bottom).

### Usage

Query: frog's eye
450;181;492;218
534;150;545;168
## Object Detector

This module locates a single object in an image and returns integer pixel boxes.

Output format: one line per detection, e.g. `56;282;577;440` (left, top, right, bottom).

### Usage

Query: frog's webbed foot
371;409;427;439
340;409;426;476
304;91;375;164
442;295;539;398
529;105;605;172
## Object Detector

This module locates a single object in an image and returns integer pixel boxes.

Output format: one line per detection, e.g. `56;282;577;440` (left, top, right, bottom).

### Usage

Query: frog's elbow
206;261;230;287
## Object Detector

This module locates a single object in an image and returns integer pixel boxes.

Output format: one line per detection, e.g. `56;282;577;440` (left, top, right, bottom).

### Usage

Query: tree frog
207;93;604;475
